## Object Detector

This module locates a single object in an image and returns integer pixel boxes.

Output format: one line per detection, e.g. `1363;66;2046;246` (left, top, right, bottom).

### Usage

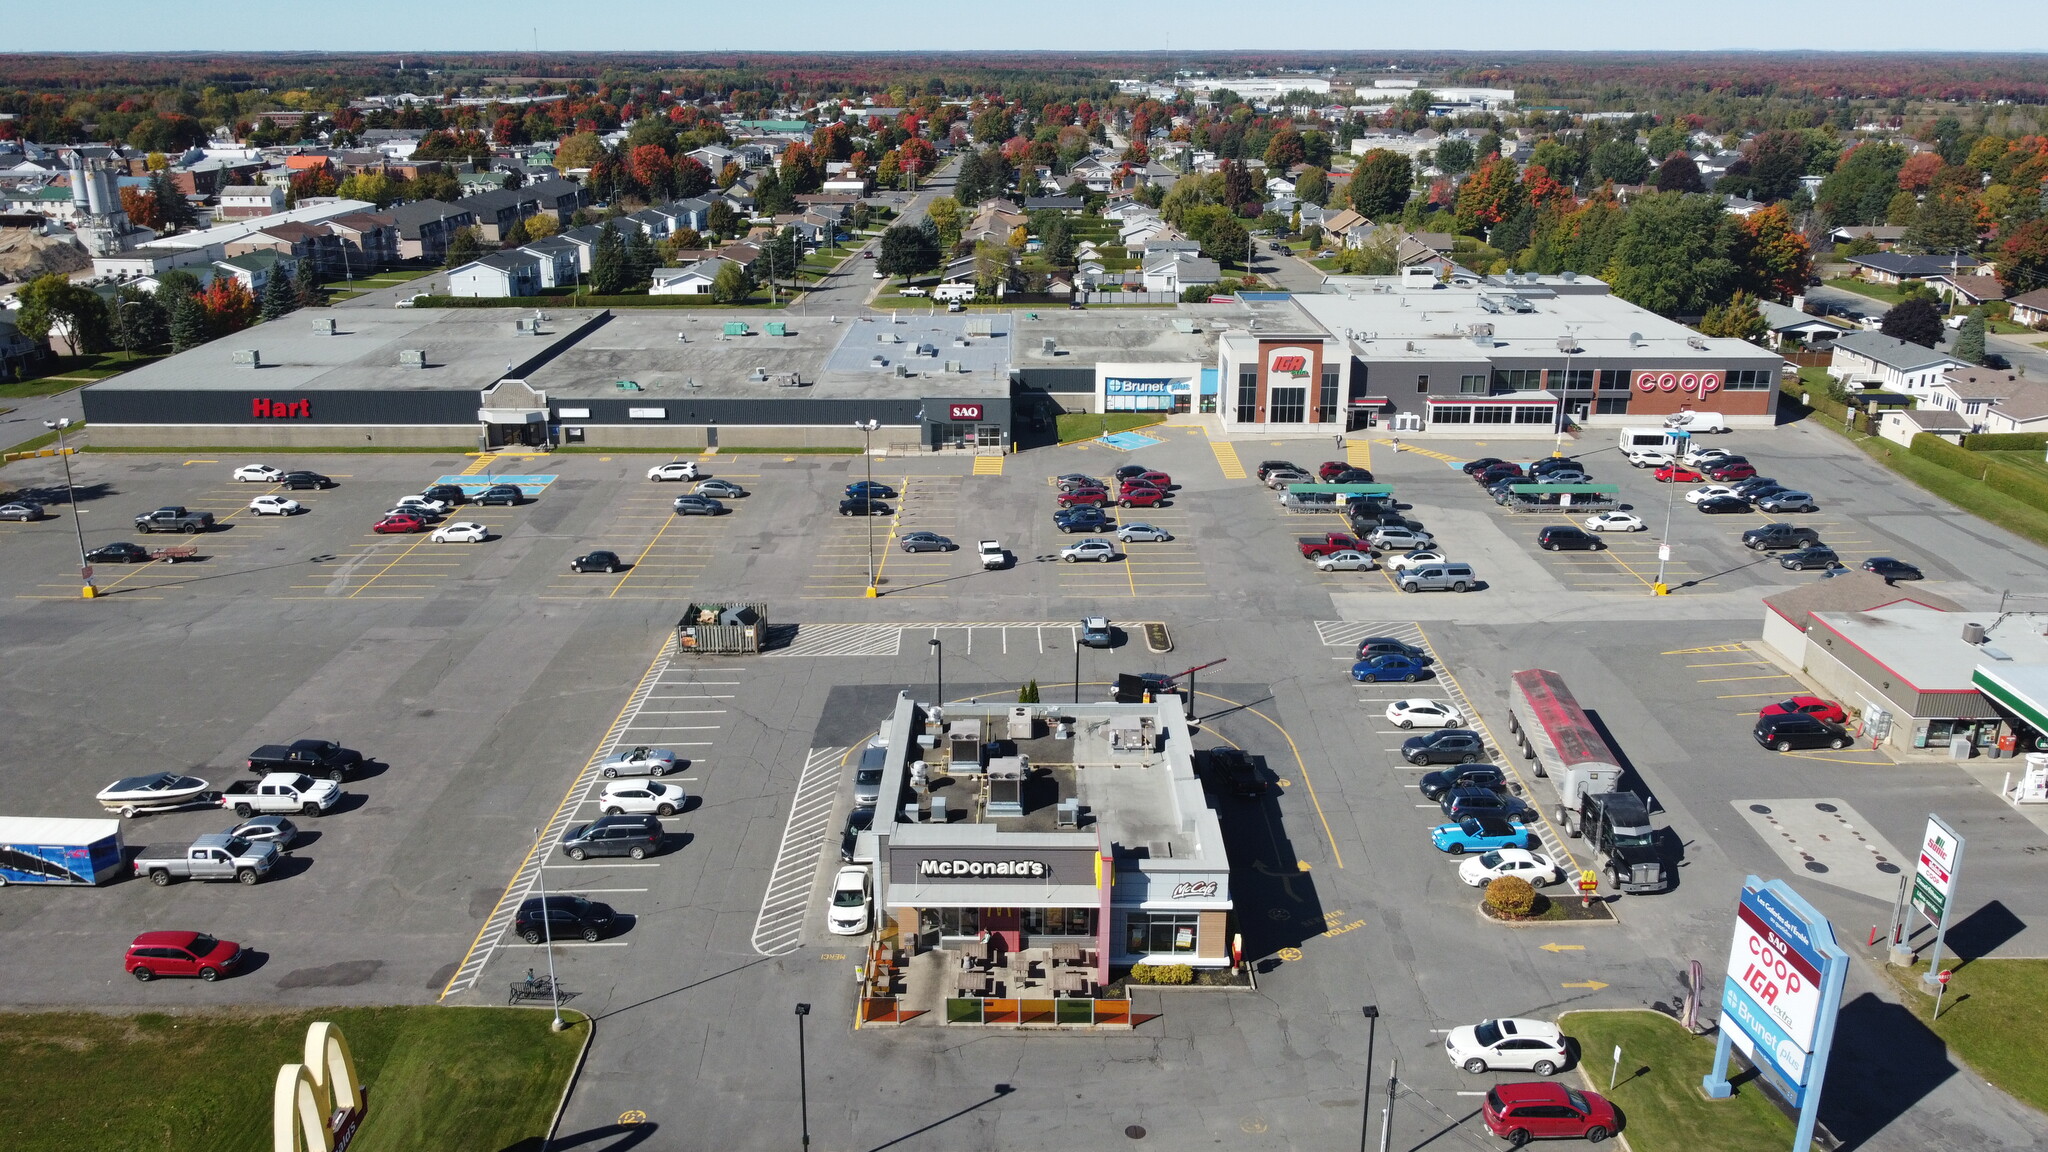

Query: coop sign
1634;370;1723;395
918;857;1047;878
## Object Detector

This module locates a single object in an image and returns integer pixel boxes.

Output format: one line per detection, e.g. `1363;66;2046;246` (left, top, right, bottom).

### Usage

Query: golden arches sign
274;1021;367;1152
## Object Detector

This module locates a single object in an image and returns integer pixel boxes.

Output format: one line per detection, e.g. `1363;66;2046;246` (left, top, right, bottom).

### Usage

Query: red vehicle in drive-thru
1759;695;1850;725
1482;1081;1619;1144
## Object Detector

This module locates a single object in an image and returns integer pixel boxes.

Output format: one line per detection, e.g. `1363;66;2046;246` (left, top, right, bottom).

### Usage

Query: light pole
1653;429;1685;595
929;637;943;706
794;1002;812;1152
1073;630;1082;705
45;419;94;598
532;825;565;1031
1359;1005;1379;1152
856;419;879;596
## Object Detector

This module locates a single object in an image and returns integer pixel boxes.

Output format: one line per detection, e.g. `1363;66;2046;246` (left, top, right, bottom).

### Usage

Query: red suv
1057;487;1110;507
1318;460;1351;482
1705;461;1757;482
1483;1082;1618;1144
1119;485;1167;508
125;930;245;982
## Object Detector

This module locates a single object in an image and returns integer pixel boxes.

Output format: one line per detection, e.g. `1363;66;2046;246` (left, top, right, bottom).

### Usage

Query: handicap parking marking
751;746;853;956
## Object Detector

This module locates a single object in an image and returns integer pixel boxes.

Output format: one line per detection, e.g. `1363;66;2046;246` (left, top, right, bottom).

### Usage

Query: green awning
1973;665;2048;733
1284;484;1394;496
1506;483;1620;494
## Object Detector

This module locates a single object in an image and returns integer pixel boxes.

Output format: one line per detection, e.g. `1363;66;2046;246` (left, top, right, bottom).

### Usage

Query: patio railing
943;996;1133;1026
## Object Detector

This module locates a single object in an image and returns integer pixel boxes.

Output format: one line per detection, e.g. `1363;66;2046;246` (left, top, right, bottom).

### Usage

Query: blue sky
5;0;2044;52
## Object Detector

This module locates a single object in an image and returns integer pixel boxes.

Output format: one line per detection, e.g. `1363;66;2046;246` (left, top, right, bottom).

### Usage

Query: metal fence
942;997;1133;1026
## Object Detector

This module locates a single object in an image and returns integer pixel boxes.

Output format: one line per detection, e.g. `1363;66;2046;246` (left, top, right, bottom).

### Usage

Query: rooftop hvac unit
1556;336;1581;353
1504;295;1535;313
1628;331;1644;347
895;364;911;378
515;318;535;333
870;355;887;368
398;349;426;368
1478;296;1502;313
1963;622;1987;644
1687;335;1709;351
312;317;337;335
944;360;960;373
747;367;768;382
1042;337;1058;354
232;349;261;368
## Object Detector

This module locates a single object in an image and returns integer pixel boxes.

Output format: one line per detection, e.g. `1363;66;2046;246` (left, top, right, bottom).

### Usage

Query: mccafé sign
919;858;1048;878
252;397;312;418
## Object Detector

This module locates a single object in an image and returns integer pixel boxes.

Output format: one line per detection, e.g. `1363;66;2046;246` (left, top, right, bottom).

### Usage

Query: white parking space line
543;862;662;869
567;888;649;893
502;941;631;948
751;746;851;956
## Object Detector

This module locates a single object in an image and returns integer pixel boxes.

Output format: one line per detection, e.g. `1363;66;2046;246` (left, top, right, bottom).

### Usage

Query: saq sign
1705;877;1847;1148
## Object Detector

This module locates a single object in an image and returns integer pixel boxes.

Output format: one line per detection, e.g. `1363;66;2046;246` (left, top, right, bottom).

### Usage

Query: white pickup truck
217;772;341;818
979;540;1009;570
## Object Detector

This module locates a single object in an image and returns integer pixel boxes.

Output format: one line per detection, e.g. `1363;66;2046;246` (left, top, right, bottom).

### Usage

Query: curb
539;1009;596;1152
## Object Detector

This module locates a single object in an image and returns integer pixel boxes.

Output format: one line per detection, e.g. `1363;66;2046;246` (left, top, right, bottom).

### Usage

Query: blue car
1055;506;1114;533
1351;654;1432;683
845;480;897;499
1431;816;1536;855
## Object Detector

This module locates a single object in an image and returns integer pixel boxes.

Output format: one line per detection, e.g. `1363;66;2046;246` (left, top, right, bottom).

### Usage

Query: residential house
1877;406;1972;447
0;311;43;381
686;145;739;175
1760;300;1848;348
218;185;285;219
2009;288;2048;328
211;249;294;295
447;250;541;298
1828;224;1908;249
1118;216;1168;248
1101;201;1156;224
1827;330;1969;396
1137;237;1201;257
1722;196;1766;217
1141;251;1221;295
556;223;605;274
1981;381;2048;434
1319;209;1370;246
463;187;543;244
0;184;76;223
1024;195;1085;212
649;258;728;295
224;222;340;274
388;199;477;262
518;236;581;288
1847;251;1979;286
457;171;508;197
1926;367;2024;427
526;176;590;222
652;198;711;234
319;212;398;270
91;245;217;281
1931;273;2008;311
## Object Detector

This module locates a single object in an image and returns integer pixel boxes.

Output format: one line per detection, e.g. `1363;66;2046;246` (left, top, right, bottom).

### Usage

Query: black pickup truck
246;739;362;782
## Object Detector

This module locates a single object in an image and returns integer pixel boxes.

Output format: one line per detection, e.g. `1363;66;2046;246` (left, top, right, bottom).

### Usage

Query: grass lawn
1986;317;2033;335
1558;1011;1808;1151
2;351;166;399
0;1006;586;1152
1885;958;2048;1114
1981;450;2048;481
1823;277;1907;306
1056;412;1166;443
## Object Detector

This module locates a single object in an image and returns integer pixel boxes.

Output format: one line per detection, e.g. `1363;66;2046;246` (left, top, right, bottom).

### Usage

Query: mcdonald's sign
274;1021;367;1152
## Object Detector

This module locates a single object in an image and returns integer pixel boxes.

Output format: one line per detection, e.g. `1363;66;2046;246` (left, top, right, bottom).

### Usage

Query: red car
1317;460;1352;482
1056;488;1110;507
1483;1082;1618;1144
1706;461;1757;481
374;512;426;533
1119;486;1167;508
1653;465;1704;484
125;930;245;982
1760;695;1849;725
1135;470;1172;489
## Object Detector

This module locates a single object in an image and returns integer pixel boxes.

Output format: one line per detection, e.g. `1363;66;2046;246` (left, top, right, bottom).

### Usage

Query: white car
1385;699;1464;729
248;495;302;516
598;746;679;778
391;495;452;516
1624;448;1672;468
1315;549;1376;572
1443;1018;1571;1076
1684;447;1736;467
1458;848;1564;888
1684;484;1740;505
1368;526;1436;551
1060;539;1118;563
1384;548;1448;573
598;780;688;816
647;461;700;482
430;521;489;543
1583;511;1645;533
827;865;872;935
233;464;282;483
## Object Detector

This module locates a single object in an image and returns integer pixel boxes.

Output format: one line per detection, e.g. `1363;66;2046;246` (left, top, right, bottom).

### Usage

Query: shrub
1126;963;1193;985
1125;965;1152;984
1962;433;2048;452
1018;679;1040;704
1485;875;1539;919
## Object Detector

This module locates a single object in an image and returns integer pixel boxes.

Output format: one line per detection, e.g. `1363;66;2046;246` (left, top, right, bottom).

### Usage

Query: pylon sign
274;1021;367;1152
1704;878;1846;1152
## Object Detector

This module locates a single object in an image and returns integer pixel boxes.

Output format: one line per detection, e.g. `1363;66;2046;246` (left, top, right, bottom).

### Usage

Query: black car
1054;506;1113;533
1537;526;1604;551
838;497;892;517
1402;728;1487;765
1778;546;1841;571
1441;786;1519;822
1419;764;1507;801
1113;464;1152;482
1697;496;1751;514
1527;457;1583;477
278;471;334;490
475;484;525;506
1256;460;1304;481
1461;457;1505;476
845;480;897;500
561;814;662;860
1356;636;1430;662
420;483;467;505
1753;713;1852;752
85;541;152;563
1476;463;1523;484
1206;748;1266;798
1864;556;1924;581
570;550;624;573
1741;523;1822;551
1730;476;1781;497
839;805;876;862
514;894;617;942
1330;469;1375;485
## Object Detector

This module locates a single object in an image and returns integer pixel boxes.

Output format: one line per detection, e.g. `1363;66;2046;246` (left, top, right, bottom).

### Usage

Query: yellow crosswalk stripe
973;455;1004;475
457;455;494;476
1209;439;1247;479
1346;439;1373;470
1372;438;1464;464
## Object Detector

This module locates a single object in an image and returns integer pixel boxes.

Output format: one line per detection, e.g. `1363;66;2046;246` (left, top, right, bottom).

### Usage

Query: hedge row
1910;432;2048;510
411;294;757;309
1961;432;2048;452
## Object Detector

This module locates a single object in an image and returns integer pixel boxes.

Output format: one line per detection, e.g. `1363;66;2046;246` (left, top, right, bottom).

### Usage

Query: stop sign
1938;969;1953;986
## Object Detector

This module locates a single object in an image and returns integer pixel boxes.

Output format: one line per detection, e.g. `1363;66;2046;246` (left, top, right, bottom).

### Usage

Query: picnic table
955;972;991;997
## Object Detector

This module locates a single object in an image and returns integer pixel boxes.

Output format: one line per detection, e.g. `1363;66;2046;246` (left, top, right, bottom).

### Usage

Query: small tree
1880;295;1944;348
442;226;482;268
259;269;297;322
293;256;322;309
168;291;208;352
1018;679;1041;704
590;222;626;294
1954;309;1987;365
1485;875;1539;919
623;227;657;289
710;260;752;304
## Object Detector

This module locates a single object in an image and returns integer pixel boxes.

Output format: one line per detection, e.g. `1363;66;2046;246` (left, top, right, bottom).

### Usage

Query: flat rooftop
1297;276;1783;365
1811;608;2048;691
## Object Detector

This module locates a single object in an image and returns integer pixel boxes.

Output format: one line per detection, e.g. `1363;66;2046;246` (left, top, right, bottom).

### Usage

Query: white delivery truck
0;817;127;885
1617;427;1673;453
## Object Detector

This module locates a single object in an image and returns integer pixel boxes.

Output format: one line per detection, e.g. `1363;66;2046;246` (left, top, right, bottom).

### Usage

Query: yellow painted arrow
1561;980;1609;991
1540;943;1586;953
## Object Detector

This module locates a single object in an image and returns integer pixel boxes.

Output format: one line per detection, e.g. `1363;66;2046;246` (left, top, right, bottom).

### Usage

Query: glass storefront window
936;907;981;937
1270;386;1306;423
1125;911;1199;955
1019;908;1098;936
976;424;1002;447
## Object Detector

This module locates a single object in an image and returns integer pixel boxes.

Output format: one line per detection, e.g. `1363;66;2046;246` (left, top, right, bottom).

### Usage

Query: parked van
1664;410;1727;434
1398;562;1478;593
1616;427;1673;453
932;283;975;303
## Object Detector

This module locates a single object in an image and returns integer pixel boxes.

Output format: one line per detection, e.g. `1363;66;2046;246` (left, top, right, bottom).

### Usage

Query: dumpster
677;602;768;654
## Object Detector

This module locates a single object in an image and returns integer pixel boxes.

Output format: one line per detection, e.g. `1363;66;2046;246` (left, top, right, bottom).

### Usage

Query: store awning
1506;483;1620;494
888;881;1102;908
477;409;547;424
1973;664;2048;733
1286;483;1394;496
1426;391;1558;406
1348;396;1393;408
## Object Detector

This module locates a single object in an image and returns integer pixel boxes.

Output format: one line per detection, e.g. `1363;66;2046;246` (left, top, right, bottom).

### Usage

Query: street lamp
531;826;565;1032
1073;629;1082;705
1654;429;1685;595
856;419;880;596
928;637;943;706
793;1002;812;1152
45;419;94;598
1359;1005;1379;1152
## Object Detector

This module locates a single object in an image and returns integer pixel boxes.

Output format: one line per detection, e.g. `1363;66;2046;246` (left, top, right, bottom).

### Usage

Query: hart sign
947;403;983;421
252;397;312;418
1634;370;1723;395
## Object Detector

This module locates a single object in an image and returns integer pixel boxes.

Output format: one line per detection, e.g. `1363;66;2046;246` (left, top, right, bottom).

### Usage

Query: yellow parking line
1699;674;1792;683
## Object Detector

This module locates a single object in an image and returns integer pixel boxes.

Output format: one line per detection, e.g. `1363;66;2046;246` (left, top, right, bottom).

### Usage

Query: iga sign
1266;346;1316;380
1705;877;1848;1144
1634;370;1723;396
1724;893;1824;1047
947;403;984;421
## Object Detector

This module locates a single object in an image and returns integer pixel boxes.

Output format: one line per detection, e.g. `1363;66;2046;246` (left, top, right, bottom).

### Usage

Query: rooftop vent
1687;335;1710;351
1561;270;1577;282
1042;337;1059;354
232;349;261;368
1556;335;1582;353
398;349;426;369
1963;622;1987;644
1628;331;1645;348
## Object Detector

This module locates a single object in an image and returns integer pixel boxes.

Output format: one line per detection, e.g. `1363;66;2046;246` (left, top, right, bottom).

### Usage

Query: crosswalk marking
1346;439;1373;470
752;747;851;956
973;455;1004;475
1373;438;1464;464
1209;439;1247;479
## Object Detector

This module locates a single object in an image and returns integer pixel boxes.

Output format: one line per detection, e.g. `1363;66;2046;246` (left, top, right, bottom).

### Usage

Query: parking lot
5;419;2048;1152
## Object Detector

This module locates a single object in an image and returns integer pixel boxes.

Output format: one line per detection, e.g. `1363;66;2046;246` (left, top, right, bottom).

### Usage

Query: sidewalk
0;384;87;459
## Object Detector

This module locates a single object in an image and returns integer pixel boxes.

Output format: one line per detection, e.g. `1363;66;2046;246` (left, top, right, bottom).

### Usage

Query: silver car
1369;525;1437;551
673;495;726;516
1756;490;1817;513
853;746;886;804
598;746;680;778
1117;523;1172;543
695;479;747;498
0;501;45;521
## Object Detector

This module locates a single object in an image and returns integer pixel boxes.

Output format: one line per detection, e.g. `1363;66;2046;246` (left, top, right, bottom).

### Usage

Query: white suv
1369;525;1436;552
647;461;700;482
1060;539;1118;563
